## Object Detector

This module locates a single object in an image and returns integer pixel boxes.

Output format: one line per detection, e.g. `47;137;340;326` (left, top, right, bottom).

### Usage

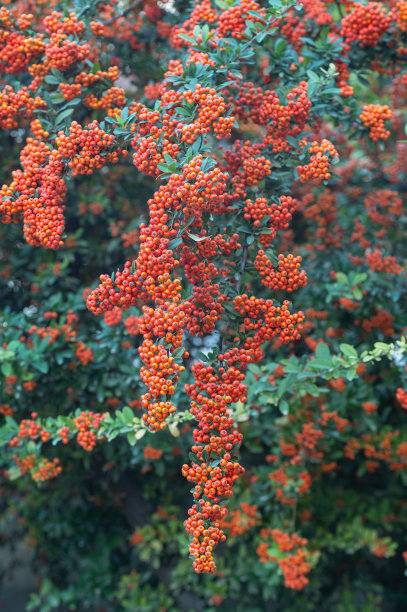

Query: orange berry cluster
78;2;310;574
74;66;120;87
75;341;94;365
124;315;139;335
59;83;82;101
259;529;311;590
344;429;407;472
58;426;70;444
1;121;120;248
9;415;50;447
183;358;245;573
185;281;227;336
221;502;259;537
360;104;392;141
224;141;272;205
87;70;237;435
9;452;61;482
27;312;78;347
362;401;378;414
233;294;305;346
11;454;36;476
84;87;126;110
104;308;123;327
365;249;404;274
139;340;184;430
244;195;297;234
44;33;90;71
0;85;46;130
43;10;85;35
254;252;307;292
144;445;163;460
73;411;104;451
335;60;354;97
230;81;311;154
297;139;339;183
350;218;370;250
217;0;266;40
30;118;49;140
170;0;218;48
31;458;62;482
392;0;407;31
173;0;264;46
181;293;305;572
0;15;45;75
262;82;311;153
0;10;129;247
360;307;395;336
131;85;233;177
396;388;407;410
341;2;391;47
301;0;333;26
269;466;312;504
364;189;402;226
301;190;343;251
279;9;306;52
56;121;118;176
0;404;13;416
184;499;228;573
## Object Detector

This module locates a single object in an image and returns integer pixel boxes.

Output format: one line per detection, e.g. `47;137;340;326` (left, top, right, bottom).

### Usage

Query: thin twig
104;0;143;25
236;240;248;295
334;0;344;19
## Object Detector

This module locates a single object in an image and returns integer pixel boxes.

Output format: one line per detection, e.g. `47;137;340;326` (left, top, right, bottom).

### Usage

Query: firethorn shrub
0;0;407;610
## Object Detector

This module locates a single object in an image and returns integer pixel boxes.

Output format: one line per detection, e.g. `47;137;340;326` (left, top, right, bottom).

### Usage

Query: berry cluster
73;411;104;451
360;104;392;141
0;121;120;248
297;139;339;183
244;195;297;235
255;252;307;292
257;528;310;590
396;388;407;410
31;458;62;482
0;85;46;130
341;2;391;47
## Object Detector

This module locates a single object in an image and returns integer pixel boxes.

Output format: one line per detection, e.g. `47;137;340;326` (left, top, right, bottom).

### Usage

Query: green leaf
157;162;172;173
56;107;74;126
43;75;61;85
121;106;129;123
178;33;195;43
122;406;134;424
315;342;331;362
1;362;13;377
32;360;49;374
164;153;176;165
187;232;208;242
336;272;348;285
168;237;182;250
172;346;184;358
126;432;137;446
279;399;289;415
340;343;358;358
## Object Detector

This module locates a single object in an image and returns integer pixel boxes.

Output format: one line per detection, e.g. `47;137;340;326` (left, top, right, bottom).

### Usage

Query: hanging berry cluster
83;2;309;571
0;0;343;574
360;104;392;141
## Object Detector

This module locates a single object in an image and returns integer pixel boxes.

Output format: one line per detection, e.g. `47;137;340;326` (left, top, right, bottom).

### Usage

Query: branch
236;240;248;295
104;0;143;25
